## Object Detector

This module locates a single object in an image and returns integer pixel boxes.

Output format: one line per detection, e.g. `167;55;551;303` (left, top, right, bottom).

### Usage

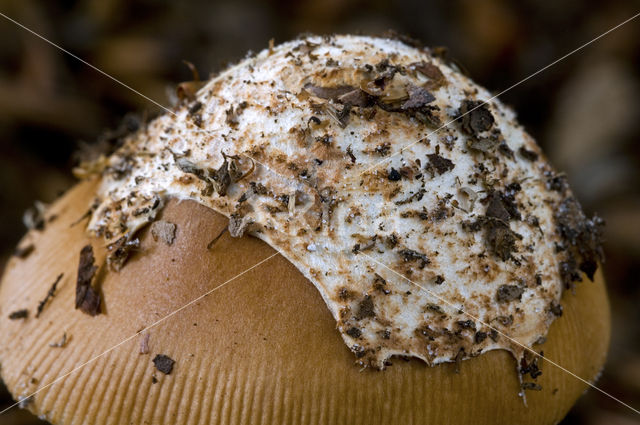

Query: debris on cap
80;35;603;370
75;245;101;316
8;309;29;320
36;273;63;318
152;354;175;375
150;221;177;245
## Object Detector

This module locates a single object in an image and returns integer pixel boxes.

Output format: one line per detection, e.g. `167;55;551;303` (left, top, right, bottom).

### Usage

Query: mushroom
0;35;609;425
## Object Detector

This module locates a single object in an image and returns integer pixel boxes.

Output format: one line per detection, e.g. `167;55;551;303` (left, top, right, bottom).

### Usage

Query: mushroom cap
0;179;610;424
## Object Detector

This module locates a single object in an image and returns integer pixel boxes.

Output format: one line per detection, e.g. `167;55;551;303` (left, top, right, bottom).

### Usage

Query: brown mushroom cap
0;179;610;425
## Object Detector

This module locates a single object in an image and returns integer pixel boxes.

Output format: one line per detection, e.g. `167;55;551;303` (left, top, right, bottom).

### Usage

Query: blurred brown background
1;0;639;423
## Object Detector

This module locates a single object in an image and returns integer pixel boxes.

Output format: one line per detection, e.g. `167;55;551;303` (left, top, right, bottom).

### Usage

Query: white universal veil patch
80;35;603;377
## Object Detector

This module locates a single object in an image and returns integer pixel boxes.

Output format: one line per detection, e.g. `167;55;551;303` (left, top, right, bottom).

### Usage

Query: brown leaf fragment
546;173;568;193
413;105;442;127
549;301;563;317
496;190;521;220
229;155;255;182
175;153;235;197
426;152;455;175
399;249;430;268
76;245;101;316
489;329;499;341
225;101;247;128
346;144;356;163
374;81;440;126
8;309;28;320
475;331;487;343
460;100;495;135
153;354;175;375
498;142;514;159
518;146;539;161
175;157;207;180
558;259;581;288
346;327;362;338
338;89;373;107
426;303;445;314
106;235;140;272
151;221;177;245
456;320;476;330
250;182;269;196
132;196;161;217
463;193;522;261
486;222;519;261
401;85;436;110
337;104;352;128
176;81;205;103
410;61;447;89
228;214;253;237
212;155;232;196
554;197;604;283
304;83;374;108
454;348;465;374
395;188;426;205
355;295;376;320
372;274;390;295
13;243;35;259
486;193;512;222
467;137;497;153
36;273;63;318
375;57;400;75
293;39;320;60
188;101;202;115
520;351;543;379
304;83;357;100
496;284;524;302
